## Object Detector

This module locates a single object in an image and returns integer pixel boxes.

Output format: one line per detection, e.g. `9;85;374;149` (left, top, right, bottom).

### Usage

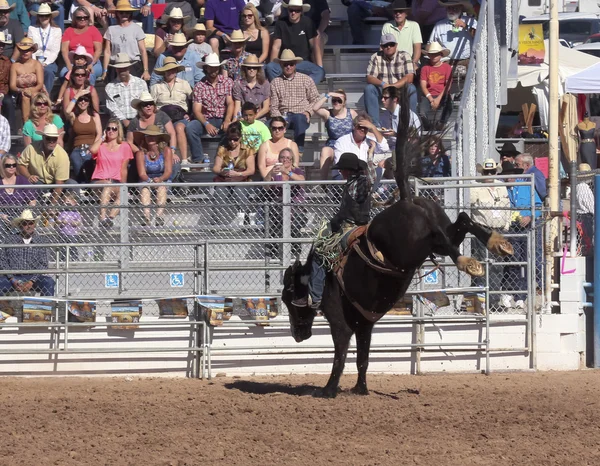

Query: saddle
332;224;411;323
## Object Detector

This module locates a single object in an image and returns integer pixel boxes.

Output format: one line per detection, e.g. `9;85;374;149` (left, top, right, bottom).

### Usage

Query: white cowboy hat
31;3;59;17
225;29;249;44
274;49;303;63
35;123;60;138
193;23;207;33
168;32;192;47
422;41;450;57
476;158;499;173
160;6;190;23
131;91;155;110
109;52;135;68
68;44;93;64
0;0;16;12
11;209;40;227
282;0;310;12
197;52;225;68
154;56;185;74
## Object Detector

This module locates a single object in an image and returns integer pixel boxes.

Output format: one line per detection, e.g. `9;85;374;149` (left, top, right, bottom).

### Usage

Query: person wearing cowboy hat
429;0;477;65
0;31;14;129
0;0;23;62
106;0;155;35
292;150;376;309
102;0;150;82
279;0;330;53
105;53;149;130
269;49;320;154
204;0;246;54
221;30;250;82
419;41;453;130
381;0;422;66
150;56;193;166
27;3;62;94
266;0;324;84
364;33;418;127
0;209;55;297
232;53;270;121
153;7;190;58
18;123;74;205
150;32;203;88
187;22;212;60
11;37;44;121
497;141;520;165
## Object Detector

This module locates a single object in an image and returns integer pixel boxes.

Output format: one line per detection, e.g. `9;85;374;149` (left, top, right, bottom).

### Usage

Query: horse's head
282;258;316;343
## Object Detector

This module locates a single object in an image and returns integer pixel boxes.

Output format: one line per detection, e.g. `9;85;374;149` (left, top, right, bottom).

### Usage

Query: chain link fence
0;177;539;316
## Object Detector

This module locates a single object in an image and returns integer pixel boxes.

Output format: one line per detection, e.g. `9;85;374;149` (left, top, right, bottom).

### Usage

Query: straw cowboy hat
225;29;249;44
0;0;16;12
241;54;263;67
197;52;226;68
31;3;59;17
168;32;192;47
476;158;499;173
109;0;139;12
275;49;303;63
35;123;60;138
11;209;40;227
131;91;155;110
193;23;207;34
16;37;38;52
160;6;190;23
68;44;93;64
282;0;310;12
388;0;411;11
134;124;170;143
109;52;135;68
422;41;450;57
579;163;592;172
155;56;185;74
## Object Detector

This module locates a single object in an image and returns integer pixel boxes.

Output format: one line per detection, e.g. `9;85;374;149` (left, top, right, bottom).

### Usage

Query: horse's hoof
315;386;338;399
351;385;369;396
487;232;514;256
457;256;485;277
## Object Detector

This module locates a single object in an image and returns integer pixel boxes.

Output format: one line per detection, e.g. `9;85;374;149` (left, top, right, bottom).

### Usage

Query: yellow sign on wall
519;23;545;65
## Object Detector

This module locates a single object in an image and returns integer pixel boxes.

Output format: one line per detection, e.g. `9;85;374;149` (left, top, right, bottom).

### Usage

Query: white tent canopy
565;61;600;94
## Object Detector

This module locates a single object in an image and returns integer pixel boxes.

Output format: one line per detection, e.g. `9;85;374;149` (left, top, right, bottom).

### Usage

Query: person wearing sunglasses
127;91;177;157
60;65;100;116
240;4;269;64
0;0;24;62
364;33;417;127
0;154;37;228
90;119;133;228
257;116;300;180
64;88;102;183
312;89;357;178
23;92;65;147
212;122;256;226
60;7;103;84
10;38;44;124
27;4;62;95
266;0;324;84
381;0;422;66
153;7;188;58
232;53;270;122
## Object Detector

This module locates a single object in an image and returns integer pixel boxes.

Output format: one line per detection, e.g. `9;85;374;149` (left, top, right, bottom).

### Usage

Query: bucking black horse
282;90;514;398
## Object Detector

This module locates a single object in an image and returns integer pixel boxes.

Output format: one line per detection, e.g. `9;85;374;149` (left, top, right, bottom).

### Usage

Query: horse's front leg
352;320;374;395
321;322;353;398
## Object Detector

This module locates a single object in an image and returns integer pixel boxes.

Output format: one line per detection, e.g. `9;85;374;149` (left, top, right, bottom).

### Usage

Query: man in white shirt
379;86;421;154
429;0;476;64
333;112;389;165
105;53;148;130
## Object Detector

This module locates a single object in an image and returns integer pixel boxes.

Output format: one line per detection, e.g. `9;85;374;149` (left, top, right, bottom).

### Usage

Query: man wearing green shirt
381;0;422;67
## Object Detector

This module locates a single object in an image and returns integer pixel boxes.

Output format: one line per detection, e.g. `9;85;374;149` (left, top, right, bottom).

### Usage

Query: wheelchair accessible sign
105;273;119;288
170;273;184;287
424;269;439;285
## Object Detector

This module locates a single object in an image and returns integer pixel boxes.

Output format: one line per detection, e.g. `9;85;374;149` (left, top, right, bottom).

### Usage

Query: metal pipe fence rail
0;178;537;375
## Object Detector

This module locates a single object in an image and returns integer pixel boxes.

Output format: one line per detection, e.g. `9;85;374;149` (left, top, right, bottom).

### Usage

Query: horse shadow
224;380;321;397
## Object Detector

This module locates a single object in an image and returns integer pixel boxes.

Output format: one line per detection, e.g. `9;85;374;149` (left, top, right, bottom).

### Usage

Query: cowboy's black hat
500;161;523;175
388;0;411;10
498;142;520;157
333;152;363;171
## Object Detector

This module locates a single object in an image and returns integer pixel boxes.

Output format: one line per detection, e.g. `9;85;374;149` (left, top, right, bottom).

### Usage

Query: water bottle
202;154;210;164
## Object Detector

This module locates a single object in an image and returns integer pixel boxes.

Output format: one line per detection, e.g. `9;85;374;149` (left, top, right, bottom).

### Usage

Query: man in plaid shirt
270;49;320;154
186;52;235;162
0;210;54;296
364;33;417;126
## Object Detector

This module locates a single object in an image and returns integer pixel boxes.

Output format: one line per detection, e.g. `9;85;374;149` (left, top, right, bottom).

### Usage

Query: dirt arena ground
2;371;600;466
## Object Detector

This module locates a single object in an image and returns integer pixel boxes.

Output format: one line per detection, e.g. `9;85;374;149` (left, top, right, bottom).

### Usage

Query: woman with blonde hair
91;119;133;228
10;38;44;123
22;92;65;147
240;4;269;64
232;54;270;121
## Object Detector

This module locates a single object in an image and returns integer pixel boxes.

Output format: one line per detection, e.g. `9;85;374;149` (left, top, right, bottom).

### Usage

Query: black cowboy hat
332;152;363;171
497;142;520;157
500;161;523;175
388;0;411;10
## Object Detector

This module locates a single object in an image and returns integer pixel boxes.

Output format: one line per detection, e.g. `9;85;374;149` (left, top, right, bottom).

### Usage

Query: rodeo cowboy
293;151;377;309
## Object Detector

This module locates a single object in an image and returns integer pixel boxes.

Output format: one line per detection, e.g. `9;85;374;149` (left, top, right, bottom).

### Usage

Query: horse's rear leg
449;212;513;256
352;321;374;395
432;226;485;277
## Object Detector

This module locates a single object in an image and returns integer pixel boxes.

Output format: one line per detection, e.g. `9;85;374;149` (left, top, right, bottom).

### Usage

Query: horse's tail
393;86;421;201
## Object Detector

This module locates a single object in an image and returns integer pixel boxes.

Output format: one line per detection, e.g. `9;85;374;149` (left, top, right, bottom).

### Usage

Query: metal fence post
282;182;291;264
593;175;600;367
570;161;578;257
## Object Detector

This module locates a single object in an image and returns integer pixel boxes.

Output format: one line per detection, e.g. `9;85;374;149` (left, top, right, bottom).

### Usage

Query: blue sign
170;273;184;287
424;269;439;285
105;273;119;288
